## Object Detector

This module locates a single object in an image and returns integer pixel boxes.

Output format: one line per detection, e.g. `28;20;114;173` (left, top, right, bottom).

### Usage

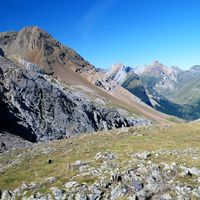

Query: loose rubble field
0;122;200;199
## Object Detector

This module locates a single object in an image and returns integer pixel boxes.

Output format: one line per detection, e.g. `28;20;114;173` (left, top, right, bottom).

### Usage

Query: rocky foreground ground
0;124;200;200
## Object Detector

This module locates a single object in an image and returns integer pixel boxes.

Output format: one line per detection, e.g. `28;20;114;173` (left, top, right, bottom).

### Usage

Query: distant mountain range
105;61;200;120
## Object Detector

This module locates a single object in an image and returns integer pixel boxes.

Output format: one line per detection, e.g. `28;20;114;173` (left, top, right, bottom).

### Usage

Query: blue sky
1;0;200;69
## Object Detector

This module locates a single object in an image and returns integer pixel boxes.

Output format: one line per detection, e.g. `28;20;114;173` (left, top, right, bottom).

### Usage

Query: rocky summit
0;26;93;75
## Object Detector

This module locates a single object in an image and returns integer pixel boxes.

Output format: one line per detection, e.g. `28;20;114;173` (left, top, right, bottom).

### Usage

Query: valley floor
0;122;200;199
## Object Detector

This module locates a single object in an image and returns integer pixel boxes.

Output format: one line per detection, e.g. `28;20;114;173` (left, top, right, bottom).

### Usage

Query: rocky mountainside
0;56;151;143
0;26;198;200
135;61;200;120
108;63;134;84
166;66;200;104
107;63;152;106
0;133;31;153
0;26;175;127
105;62;187;119
106;60;200;121
100;62;187;120
135;61;180;94
135;61;200;105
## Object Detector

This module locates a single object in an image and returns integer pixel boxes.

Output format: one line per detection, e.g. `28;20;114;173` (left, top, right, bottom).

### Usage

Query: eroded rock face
0;56;150;142
0;26;93;74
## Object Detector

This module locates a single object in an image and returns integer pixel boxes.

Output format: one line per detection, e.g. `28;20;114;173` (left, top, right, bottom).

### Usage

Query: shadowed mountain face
107;63;152;106
0;48;4;57
0;98;36;142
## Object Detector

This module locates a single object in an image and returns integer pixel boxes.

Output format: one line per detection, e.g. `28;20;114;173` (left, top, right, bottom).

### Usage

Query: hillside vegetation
1;122;200;199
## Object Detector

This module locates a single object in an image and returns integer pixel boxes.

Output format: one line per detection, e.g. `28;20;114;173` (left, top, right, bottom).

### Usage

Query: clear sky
1;0;200;69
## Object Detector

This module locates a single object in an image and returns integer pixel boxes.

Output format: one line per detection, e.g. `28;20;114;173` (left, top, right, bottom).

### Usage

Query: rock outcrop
0;56;150;142
0;132;31;153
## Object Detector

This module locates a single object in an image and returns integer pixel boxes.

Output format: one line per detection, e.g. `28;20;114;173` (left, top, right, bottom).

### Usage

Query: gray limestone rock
50;187;65;200
0;56;150;142
135;151;151;160
0;132;31;153
1;190;14;200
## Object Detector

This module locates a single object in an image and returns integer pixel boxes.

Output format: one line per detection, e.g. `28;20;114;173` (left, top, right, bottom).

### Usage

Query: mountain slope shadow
0;98;36;142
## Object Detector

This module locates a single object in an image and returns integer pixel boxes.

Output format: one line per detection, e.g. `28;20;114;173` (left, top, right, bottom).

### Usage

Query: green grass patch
1;122;200;191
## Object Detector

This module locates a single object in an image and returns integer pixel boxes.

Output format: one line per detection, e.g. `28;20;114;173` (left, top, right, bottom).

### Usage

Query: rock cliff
0;56;150;142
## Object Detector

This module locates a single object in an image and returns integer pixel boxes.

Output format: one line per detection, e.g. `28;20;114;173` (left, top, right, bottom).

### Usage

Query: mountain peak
190;65;200;71
122;65;133;73
18;25;50;38
111;63;133;72
151;60;165;67
20;25;42;31
21;25;42;31
0;25;93;75
111;62;123;70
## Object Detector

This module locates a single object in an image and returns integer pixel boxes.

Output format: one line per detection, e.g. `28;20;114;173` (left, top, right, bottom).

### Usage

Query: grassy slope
136;72;200;120
1;122;200;191
166;79;200;105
